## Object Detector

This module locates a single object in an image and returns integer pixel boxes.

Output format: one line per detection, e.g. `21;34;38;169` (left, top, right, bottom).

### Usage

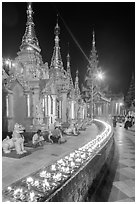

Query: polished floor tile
117;163;128;169
114;171;130;181
119;159;135;167
108;126;135;202
115;198;135;202
117;167;135;179
108;186;129;202
119;153;135;159
113;180;135;197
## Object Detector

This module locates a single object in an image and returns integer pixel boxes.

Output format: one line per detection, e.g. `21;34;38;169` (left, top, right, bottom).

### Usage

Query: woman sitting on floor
32;129;44;147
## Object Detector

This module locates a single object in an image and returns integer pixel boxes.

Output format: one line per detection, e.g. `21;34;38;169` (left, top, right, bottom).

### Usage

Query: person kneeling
32;130;44;147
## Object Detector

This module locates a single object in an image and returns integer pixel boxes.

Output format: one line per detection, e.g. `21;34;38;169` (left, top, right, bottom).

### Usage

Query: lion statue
2;123;27;155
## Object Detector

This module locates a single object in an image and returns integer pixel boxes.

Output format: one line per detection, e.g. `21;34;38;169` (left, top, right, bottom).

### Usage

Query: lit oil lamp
7;186;12;192
40;170;47;178
29;191;35;202
75;157;81;163
26;177;34;190
70;161;75;168
34;180;40;187
70;152;75;157
26;177;33;185
53;172;62;181
13;188;23;200
64;156;69;160
51;164;56;171
68;156;73;162
81;153;86;159
43;179;50;189
64;166;70;174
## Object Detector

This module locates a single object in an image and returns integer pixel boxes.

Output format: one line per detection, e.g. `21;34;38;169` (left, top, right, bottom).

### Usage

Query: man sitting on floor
49;127;66;144
32;129;44;147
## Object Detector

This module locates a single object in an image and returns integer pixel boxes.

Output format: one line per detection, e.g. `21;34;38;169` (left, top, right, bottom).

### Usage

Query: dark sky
2;2;135;96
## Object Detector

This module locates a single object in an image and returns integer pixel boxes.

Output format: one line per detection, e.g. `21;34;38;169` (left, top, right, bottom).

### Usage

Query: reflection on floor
108;125;135;202
87;124;135;202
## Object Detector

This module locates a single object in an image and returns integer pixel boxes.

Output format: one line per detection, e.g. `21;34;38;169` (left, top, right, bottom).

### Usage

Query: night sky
2;2;135;96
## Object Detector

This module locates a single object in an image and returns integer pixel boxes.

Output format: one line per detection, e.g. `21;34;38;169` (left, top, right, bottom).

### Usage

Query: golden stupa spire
67;43;74;89
75;70;80;96
20;2;41;52
50;14;63;70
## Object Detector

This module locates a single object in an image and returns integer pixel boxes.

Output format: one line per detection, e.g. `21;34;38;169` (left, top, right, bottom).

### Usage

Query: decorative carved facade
2;3;111;134
2;3;86;133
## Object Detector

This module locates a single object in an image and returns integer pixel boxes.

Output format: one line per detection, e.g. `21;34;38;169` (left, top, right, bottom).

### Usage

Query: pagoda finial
50;18;63;70
67;42;70;69
27;2;33;19
76;69;78;77
75;70;79;86
92;29;95;48
75;69;80;96
20;2;41;52
55;14;60;36
66;45;74;90
86;29;98;73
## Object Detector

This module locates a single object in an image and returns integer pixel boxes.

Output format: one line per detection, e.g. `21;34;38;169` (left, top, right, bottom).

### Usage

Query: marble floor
108;124;135;202
88;123;135;202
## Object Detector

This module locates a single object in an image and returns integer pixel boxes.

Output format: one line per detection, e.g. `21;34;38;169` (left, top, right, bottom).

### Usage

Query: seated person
49;127;63;144
64;123;78;136
32;130;44;146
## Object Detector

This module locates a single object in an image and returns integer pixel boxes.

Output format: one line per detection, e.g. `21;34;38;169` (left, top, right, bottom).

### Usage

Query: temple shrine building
2;3;87;134
2;3;111;135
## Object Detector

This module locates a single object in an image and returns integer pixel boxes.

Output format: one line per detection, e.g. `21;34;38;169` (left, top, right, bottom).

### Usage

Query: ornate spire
20;2;41;52
74;70;80;96
50;15;63;70
92;29;95;50
67;43;70;70
87;30;98;74
66;44;74;90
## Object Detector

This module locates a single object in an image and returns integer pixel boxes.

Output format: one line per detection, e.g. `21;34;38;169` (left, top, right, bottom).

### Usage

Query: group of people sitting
32;126;67;147
32;119;88;147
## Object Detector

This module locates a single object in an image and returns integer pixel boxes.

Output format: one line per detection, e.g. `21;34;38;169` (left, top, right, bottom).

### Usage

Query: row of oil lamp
3;120;112;202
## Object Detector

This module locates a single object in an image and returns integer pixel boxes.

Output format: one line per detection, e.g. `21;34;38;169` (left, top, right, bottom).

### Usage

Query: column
27;94;30;117
62;93;67;122
6;95;9;117
52;95;56;116
47;95;49;116
71;101;75;119
32;88;39;120
44;95;47;116
8;93;14;117
48;95;51;116
7;92;14;131
59;100;62;119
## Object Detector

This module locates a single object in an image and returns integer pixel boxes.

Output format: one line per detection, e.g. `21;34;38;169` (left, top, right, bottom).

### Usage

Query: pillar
59;100;62;119
32;88;40;120
62;93;67;122
71;100;75;120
